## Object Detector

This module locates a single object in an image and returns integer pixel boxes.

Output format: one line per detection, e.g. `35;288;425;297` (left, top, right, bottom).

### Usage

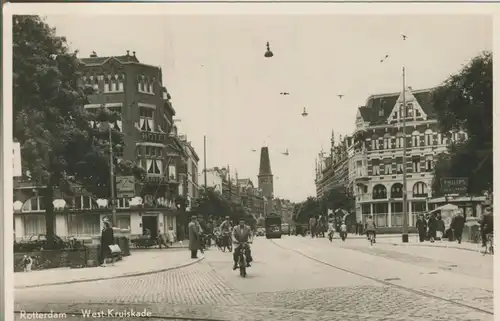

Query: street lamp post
401;67;409;243
109;121;117;227
203;135;207;192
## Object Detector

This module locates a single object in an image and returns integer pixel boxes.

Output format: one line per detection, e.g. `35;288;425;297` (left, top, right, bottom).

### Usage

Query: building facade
14;51;189;241
179;135;200;210
315;133;355;200
351;87;467;231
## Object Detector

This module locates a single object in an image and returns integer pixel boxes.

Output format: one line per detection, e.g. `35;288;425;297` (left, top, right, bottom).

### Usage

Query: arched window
412;182;428;197
390;183;403;198
424;129;433;146
383;134;391;149
22;196;45;212
412;130;420;147
111;74;118;92
373;184;387;200
395;132;404;149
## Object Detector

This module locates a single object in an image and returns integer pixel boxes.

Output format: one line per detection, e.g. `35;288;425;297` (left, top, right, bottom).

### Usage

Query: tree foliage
191;188;256;227
431;52;492;196
13;16;143;246
292;196;319;224
318;185;354;214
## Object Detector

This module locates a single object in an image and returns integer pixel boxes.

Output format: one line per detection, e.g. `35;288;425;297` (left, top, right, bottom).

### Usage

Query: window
147;159;163;175
118;74;124;91
413;182;428;197
23;215;46;236
371;137;378;150
425;155;433;172
396;161;403;174
406;103;414;118
140;107;154;132
412;131;420;147
116;198;130;209
372;163;380;175
424;129;433;146
68;214;100;237
384;163;392;175
116;215;131;230
168;165;176;179
145;146;163;157
393;111;398;121
383;135;391;149
149;78;155;94
22;197;45;212
73;196;94;210
373;184;387;199
391;183;403;198
107;106;122;132
104;76;110;93
378;108;384;116
412;157;421;173
395;133;404;148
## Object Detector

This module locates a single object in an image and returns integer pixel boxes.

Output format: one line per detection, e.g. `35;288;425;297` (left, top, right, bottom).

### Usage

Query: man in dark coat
188;215;201;259
100;218;115;267
427;213;437;242
451;212;465;244
480;208;494;247
416;215;427;242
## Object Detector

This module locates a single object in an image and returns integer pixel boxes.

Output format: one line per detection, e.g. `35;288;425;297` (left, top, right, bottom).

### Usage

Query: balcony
140;131;168;144
354;172;370;182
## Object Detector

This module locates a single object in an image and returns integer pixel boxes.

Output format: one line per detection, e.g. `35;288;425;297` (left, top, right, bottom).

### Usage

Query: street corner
15;250;204;289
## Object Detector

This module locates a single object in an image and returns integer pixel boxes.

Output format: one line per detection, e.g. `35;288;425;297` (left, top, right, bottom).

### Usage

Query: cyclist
327;219;335;239
220;216;233;251
365;215;376;243
232;218;253;270
340;221;348;241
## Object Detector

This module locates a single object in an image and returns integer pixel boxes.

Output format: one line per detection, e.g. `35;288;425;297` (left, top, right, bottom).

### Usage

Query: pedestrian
309;216;316;238
157;229;169;249
416;215;427;242
480;207;494;247
188;215;201;259
435;214;445;242
167;226;176;246
22;254;33;272
451;212;465;244
427;213;437;243
100;218;115;267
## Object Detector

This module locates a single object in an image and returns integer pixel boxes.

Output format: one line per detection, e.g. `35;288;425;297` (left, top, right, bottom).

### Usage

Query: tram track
269;239;493;316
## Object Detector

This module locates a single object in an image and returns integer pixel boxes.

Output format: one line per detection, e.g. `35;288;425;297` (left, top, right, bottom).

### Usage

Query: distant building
179;135;199;210
258;147;274;216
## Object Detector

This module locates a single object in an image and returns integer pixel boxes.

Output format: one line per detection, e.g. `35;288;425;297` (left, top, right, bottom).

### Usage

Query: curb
15;255;205;289
385;242;480;252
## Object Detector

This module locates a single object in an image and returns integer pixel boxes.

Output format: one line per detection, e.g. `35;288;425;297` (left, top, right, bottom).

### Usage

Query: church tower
258;146;274;200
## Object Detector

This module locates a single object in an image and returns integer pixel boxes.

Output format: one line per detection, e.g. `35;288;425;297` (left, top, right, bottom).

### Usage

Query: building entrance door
142;216;158;239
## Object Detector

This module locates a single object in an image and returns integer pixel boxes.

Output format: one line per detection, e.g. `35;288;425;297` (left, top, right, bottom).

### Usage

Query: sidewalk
15;249;203;289
329;233;481;252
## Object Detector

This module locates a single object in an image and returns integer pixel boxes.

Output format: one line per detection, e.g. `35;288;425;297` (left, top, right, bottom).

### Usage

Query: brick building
352;87;467;231
13;51;190;241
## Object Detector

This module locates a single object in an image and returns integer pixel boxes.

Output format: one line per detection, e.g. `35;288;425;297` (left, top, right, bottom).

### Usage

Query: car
281;223;291;236
256;228;265;237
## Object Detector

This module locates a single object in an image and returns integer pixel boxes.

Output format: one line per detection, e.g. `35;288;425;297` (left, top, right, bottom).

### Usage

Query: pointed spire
259;147;272;175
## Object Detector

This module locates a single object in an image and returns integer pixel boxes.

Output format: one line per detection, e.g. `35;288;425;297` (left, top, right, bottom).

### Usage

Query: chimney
126;50;130;56
90;51;97;58
133;51;136;57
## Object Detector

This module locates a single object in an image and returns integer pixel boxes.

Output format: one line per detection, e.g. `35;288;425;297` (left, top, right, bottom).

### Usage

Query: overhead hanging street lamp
301;107;308;117
264;41;274;58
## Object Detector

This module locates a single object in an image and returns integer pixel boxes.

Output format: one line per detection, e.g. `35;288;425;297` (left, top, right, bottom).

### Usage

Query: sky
44;14;491;202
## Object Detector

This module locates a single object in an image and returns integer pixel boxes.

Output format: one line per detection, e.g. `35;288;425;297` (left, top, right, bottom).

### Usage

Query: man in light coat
188;215;201;259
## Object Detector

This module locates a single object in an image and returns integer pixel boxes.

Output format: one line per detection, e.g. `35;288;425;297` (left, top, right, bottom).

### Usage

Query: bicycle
367;232;375;246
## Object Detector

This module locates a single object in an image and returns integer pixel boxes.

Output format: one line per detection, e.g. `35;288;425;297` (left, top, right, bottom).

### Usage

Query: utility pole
401;66;409;243
109;125;117;226
203;135;207;192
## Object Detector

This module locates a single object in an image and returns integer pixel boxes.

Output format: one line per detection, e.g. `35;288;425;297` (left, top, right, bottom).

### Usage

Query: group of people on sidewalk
415;212;464;243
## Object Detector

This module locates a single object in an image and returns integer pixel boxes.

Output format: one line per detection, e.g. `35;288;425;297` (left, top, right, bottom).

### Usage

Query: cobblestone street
15;236;493;321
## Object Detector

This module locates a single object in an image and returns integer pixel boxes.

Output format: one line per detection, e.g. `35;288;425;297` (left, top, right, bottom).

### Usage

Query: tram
265;213;282;239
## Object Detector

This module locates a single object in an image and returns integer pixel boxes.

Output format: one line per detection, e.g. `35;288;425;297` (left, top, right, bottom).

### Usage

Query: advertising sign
441;177;468;195
116;176;135;198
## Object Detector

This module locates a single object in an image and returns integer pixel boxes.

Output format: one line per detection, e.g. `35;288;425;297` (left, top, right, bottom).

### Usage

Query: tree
319;185;355;215
192;187;231;218
431;52;492;196
13;16;143;247
292;197;319;224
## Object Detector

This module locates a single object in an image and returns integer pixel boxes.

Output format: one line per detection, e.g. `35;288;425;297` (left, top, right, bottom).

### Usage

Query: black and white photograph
6;5;494;321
